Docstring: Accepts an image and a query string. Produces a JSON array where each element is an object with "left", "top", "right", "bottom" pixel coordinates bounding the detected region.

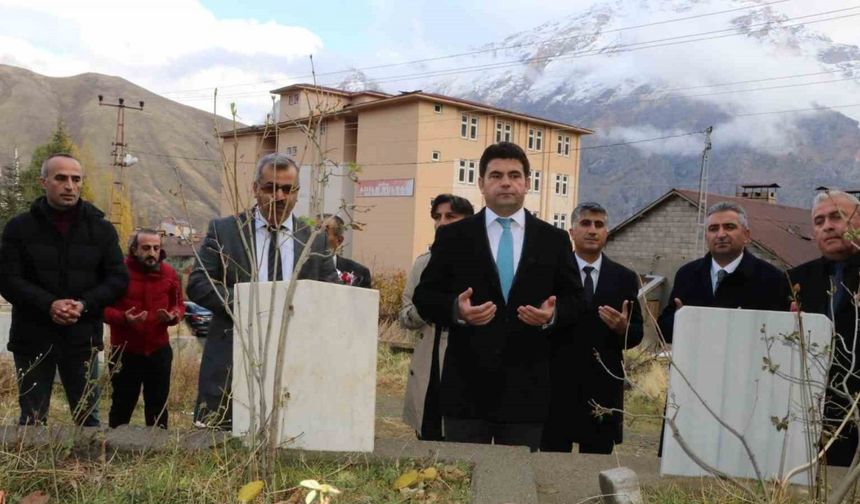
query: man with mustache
[
  {"left": 187, "top": 152, "right": 337, "bottom": 429},
  {"left": 657, "top": 201, "right": 790, "bottom": 343},
  {"left": 542, "top": 202, "right": 643, "bottom": 454},
  {"left": 104, "top": 229, "right": 184, "bottom": 428},
  {"left": 789, "top": 190, "right": 860, "bottom": 466}
]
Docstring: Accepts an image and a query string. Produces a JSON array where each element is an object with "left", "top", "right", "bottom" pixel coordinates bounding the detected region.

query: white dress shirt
[
  {"left": 575, "top": 253, "right": 603, "bottom": 290},
  {"left": 254, "top": 208, "right": 295, "bottom": 282},
  {"left": 710, "top": 252, "right": 743, "bottom": 293},
  {"left": 485, "top": 207, "right": 526, "bottom": 274}
]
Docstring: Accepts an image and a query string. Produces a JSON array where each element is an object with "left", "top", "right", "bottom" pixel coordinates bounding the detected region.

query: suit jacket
[
  {"left": 186, "top": 211, "right": 338, "bottom": 342},
  {"left": 548, "top": 254, "right": 644, "bottom": 445},
  {"left": 335, "top": 255, "right": 372, "bottom": 288},
  {"left": 413, "top": 209, "right": 583, "bottom": 423},
  {"left": 657, "top": 251, "right": 791, "bottom": 343},
  {"left": 789, "top": 253, "right": 860, "bottom": 467}
]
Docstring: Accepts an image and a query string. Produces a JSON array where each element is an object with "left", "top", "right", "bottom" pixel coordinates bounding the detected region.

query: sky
[{"left": 0, "top": 0, "right": 858, "bottom": 127}]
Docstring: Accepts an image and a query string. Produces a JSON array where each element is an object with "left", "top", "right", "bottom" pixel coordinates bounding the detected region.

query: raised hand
[
  {"left": 517, "top": 295, "right": 556, "bottom": 327},
  {"left": 598, "top": 299, "right": 630, "bottom": 335},
  {"left": 124, "top": 307, "right": 148, "bottom": 324},
  {"left": 457, "top": 287, "right": 497, "bottom": 326}
]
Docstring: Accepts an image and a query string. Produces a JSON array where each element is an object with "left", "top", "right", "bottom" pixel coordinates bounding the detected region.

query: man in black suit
[
  {"left": 413, "top": 142, "right": 583, "bottom": 451},
  {"left": 325, "top": 215, "right": 372, "bottom": 288},
  {"left": 657, "top": 201, "right": 791, "bottom": 343},
  {"left": 542, "top": 202, "right": 644, "bottom": 454},
  {"left": 789, "top": 190, "right": 860, "bottom": 467}
]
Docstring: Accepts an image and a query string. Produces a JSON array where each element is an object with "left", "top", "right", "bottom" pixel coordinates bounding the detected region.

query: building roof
[
  {"left": 161, "top": 235, "right": 200, "bottom": 259},
  {"left": 344, "top": 91, "right": 593, "bottom": 135},
  {"left": 269, "top": 83, "right": 392, "bottom": 99},
  {"left": 609, "top": 188, "right": 820, "bottom": 268},
  {"left": 221, "top": 84, "right": 593, "bottom": 138}
]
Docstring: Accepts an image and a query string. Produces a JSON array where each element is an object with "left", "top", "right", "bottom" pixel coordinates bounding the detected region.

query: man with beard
[
  {"left": 187, "top": 152, "right": 337, "bottom": 429},
  {"left": 789, "top": 190, "right": 860, "bottom": 466},
  {"left": 104, "top": 229, "right": 184, "bottom": 428}
]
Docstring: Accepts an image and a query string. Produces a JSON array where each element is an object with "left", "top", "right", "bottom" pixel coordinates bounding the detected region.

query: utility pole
[
  {"left": 98, "top": 95, "right": 143, "bottom": 229},
  {"left": 694, "top": 126, "right": 714, "bottom": 254}
]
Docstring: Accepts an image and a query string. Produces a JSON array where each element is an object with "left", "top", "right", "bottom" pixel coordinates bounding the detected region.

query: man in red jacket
[{"left": 104, "top": 229, "right": 185, "bottom": 428}]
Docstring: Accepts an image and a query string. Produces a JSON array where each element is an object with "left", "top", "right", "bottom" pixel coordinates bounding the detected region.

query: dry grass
[
  {"left": 374, "top": 269, "right": 407, "bottom": 322},
  {"left": 624, "top": 348, "right": 669, "bottom": 433}
]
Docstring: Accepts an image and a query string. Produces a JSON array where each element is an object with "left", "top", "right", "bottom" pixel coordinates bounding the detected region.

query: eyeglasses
[{"left": 258, "top": 183, "right": 299, "bottom": 195}]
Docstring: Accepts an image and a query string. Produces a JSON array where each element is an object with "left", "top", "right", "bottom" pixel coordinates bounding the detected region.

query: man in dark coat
[
  {"left": 658, "top": 201, "right": 791, "bottom": 343},
  {"left": 414, "top": 142, "right": 583, "bottom": 451},
  {"left": 0, "top": 153, "right": 128, "bottom": 426},
  {"left": 325, "top": 215, "right": 372, "bottom": 288},
  {"left": 542, "top": 202, "right": 643, "bottom": 454},
  {"left": 187, "top": 152, "right": 337, "bottom": 429},
  {"left": 789, "top": 190, "right": 860, "bottom": 467}
]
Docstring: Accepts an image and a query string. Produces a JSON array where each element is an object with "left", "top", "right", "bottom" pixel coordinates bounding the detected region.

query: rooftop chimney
[{"left": 737, "top": 183, "right": 780, "bottom": 204}]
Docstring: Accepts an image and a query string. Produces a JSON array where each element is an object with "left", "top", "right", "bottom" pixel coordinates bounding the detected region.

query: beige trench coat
[{"left": 400, "top": 251, "right": 448, "bottom": 433}]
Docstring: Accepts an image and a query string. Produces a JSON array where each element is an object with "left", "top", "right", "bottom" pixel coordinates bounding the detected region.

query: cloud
[{"left": 0, "top": 0, "right": 323, "bottom": 121}]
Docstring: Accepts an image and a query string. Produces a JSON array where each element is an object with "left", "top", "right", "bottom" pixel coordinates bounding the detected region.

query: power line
[
  {"left": 157, "top": 0, "right": 793, "bottom": 97},
  {"left": 126, "top": 100, "right": 860, "bottom": 169},
  {"left": 161, "top": 7, "right": 860, "bottom": 103}
]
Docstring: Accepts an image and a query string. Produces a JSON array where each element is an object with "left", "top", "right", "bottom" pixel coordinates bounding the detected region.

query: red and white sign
[{"left": 357, "top": 178, "right": 415, "bottom": 198}]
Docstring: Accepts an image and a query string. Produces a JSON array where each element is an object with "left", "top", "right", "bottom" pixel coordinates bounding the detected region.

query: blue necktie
[
  {"left": 496, "top": 217, "right": 514, "bottom": 302},
  {"left": 831, "top": 261, "right": 846, "bottom": 318}
]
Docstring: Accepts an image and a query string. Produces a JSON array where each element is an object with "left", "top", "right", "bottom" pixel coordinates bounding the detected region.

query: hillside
[{"left": 0, "top": 64, "right": 238, "bottom": 229}]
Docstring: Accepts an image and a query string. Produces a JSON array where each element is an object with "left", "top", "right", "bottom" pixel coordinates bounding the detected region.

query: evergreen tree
[
  {"left": 21, "top": 119, "right": 97, "bottom": 204},
  {"left": 0, "top": 156, "right": 25, "bottom": 230}
]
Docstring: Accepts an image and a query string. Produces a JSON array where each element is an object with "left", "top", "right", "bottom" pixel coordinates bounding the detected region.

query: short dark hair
[
  {"left": 571, "top": 202, "right": 609, "bottom": 227},
  {"left": 479, "top": 142, "right": 530, "bottom": 178},
  {"left": 430, "top": 194, "right": 475, "bottom": 218}
]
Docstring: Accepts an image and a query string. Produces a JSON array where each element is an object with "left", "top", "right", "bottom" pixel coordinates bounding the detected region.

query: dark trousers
[
  {"left": 418, "top": 327, "right": 444, "bottom": 441},
  {"left": 109, "top": 345, "right": 172, "bottom": 428},
  {"left": 194, "top": 329, "right": 232, "bottom": 429},
  {"left": 444, "top": 417, "right": 543, "bottom": 452},
  {"left": 13, "top": 350, "right": 101, "bottom": 427}
]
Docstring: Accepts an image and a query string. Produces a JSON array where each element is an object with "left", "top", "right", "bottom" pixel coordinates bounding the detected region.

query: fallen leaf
[
  {"left": 394, "top": 469, "right": 420, "bottom": 489},
  {"left": 238, "top": 480, "right": 265, "bottom": 503},
  {"left": 418, "top": 467, "right": 438, "bottom": 481},
  {"left": 21, "top": 491, "right": 49, "bottom": 504}
]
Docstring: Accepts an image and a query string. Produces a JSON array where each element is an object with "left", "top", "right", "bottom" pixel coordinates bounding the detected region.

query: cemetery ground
[{"left": 0, "top": 286, "right": 785, "bottom": 504}]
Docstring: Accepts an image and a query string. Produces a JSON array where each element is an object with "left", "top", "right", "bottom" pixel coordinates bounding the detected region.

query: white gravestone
[
  {"left": 661, "top": 307, "right": 832, "bottom": 485},
  {"left": 232, "top": 280, "right": 379, "bottom": 452},
  {"left": 0, "top": 312, "right": 9, "bottom": 356}
]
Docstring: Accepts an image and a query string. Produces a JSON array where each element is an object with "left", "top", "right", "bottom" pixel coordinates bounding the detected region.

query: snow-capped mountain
[{"left": 426, "top": 0, "right": 860, "bottom": 218}]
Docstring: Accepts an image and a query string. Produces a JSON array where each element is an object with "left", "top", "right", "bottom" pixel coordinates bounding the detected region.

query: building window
[
  {"left": 552, "top": 213, "right": 568, "bottom": 229},
  {"left": 288, "top": 93, "right": 300, "bottom": 105},
  {"left": 433, "top": 103, "right": 443, "bottom": 113},
  {"left": 530, "top": 170, "right": 541, "bottom": 193},
  {"left": 319, "top": 123, "right": 327, "bottom": 136},
  {"left": 286, "top": 146, "right": 298, "bottom": 157},
  {"left": 496, "top": 121, "right": 512, "bottom": 142},
  {"left": 432, "top": 150, "right": 441, "bottom": 161},
  {"left": 527, "top": 128, "right": 543, "bottom": 151},
  {"left": 457, "top": 159, "right": 477, "bottom": 184},
  {"left": 557, "top": 134, "right": 571, "bottom": 156},
  {"left": 461, "top": 114, "right": 478, "bottom": 140},
  {"left": 554, "top": 174, "right": 569, "bottom": 196}
]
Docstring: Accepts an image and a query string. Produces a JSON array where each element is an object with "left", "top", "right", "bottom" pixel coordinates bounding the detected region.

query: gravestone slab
[
  {"left": 661, "top": 307, "right": 831, "bottom": 485},
  {"left": 0, "top": 312, "right": 9, "bottom": 356},
  {"left": 232, "top": 279, "right": 379, "bottom": 452}
]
